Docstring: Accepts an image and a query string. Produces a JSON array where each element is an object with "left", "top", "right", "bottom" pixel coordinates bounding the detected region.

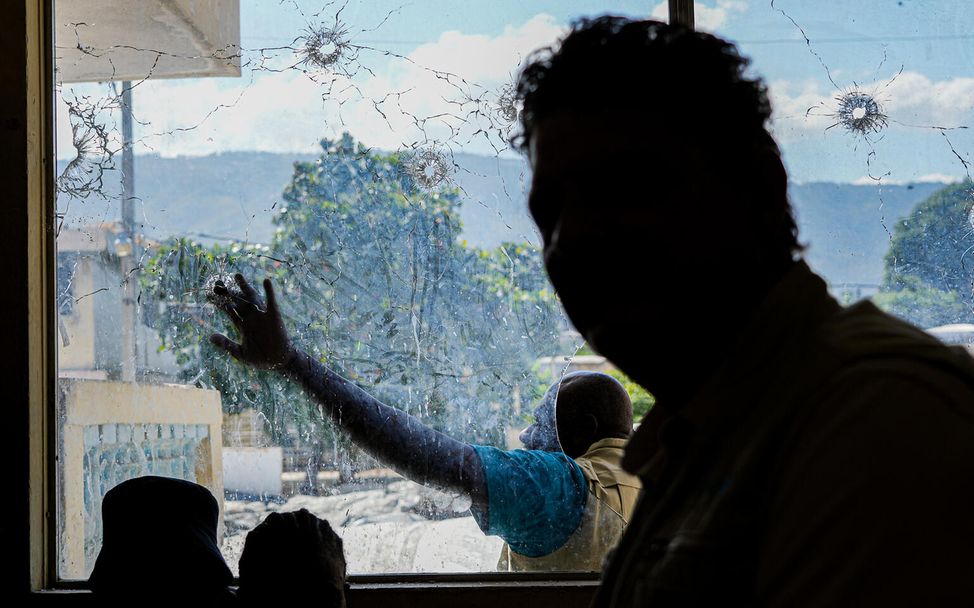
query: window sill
[{"left": 31, "top": 576, "right": 601, "bottom": 607}]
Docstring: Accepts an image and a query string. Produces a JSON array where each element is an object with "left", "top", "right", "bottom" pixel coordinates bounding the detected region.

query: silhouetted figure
[
  {"left": 89, "top": 475, "right": 233, "bottom": 602},
  {"left": 207, "top": 270, "right": 639, "bottom": 570},
  {"left": 237, "top": 509, "right": 347, "bottom": 607},
  {"left": 512, "top": 15, "right": 974, "bottom": 608}
]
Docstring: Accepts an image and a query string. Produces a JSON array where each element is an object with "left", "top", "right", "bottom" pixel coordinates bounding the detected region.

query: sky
[{"left": 55, "top": 0, "right": 974, "bottom": 184}]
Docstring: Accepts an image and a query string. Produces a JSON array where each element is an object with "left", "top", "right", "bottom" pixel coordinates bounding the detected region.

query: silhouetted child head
[
  {"left": 89, "top": 475, "right": 233, "bottom": 601},
  {"left": 237, "top": 508, "right": 347, "bottom": 607}
]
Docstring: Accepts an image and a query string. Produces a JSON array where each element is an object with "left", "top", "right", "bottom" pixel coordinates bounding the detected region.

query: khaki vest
[{"left": 497, "top": 438, "right": 642, "bottom": 572}]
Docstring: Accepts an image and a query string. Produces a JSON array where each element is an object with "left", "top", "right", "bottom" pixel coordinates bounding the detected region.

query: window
[
  {"left": 41, "top": 0, "right": 974, "bottom": 593},
  {"left": 52, "top": 0, "right": 655, "bottom": 582},
  {"left": 726, "top": 1, "right": 974, "bottom": 338}
]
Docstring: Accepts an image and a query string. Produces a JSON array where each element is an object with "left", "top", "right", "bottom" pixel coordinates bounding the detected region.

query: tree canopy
[
  {"left": 876, "top": 181, "right": 974, "bottom": 328},
  {"left": 142, "top": 134, "right": 565, "bottom": 464}
]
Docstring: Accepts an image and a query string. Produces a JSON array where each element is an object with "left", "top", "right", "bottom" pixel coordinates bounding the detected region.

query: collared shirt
[
  {"left": 594, "top": 261, "right": 974, "bottom": 607},
  {"left": 472, "top": 438, "right": 642, "bottom": 571}
]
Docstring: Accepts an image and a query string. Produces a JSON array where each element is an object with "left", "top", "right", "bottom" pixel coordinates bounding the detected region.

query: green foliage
[
  {"left": 574, "top": 343, "right": 597, "bottom": 356},
  {"left": 140, "top": 239, "right": 308, "bottom": 441},
  {"left": 873, "top": 275, "right": 971, "bottom": 329},
  {"left": 605, "top": 368, "right": 655, "bottom": 421},
  {"left": 878, "top": 181, "right": 974, "bottom": 328},
  {"left": 142, "top": 134, "right": 564, "bottom": 455},
  {"left": 883, "top": 181, "right": 974, "bottom": 297}
]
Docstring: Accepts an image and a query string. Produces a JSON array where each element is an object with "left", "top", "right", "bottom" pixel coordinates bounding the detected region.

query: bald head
[{"left": 520, "top": 371, "right": 633, "bottom": 458}]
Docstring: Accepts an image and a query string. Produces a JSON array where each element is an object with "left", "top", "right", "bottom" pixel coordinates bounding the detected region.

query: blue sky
[
  {"left": 726, "top": 0, "right": 974, "bottom": 185},
  {"left": 243, "top": 1, "right": 654, "bottom": 48},
  {"left": 56, "top": 0, "right": 974, "bottom": 185}
]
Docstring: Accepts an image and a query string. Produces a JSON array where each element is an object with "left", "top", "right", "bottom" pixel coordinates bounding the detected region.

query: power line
[
  {"left": 242, "top": 37, "right": 425, "bottom": 45},
  {"left": 736, "top": 33, "right": 974, "bottom": 45}
]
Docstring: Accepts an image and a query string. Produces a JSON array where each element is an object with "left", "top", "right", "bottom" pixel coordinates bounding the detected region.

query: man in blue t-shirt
[
  {"left": 206, "top": 273, "right": 635, "bottom": 566},
  {"left": 469, "top": 372, "right": 639, "bottom": 567}
]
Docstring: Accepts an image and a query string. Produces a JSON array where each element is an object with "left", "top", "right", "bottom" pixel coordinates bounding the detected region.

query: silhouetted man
[
  {"left": 209, "top": 272, "right": 640, "bottom": 570},
  {"left": 513, "top": 15, "right": 974, "bottom": 607},
  {"left": 90, "top": 476, "right": 234, "bottom": 602}
]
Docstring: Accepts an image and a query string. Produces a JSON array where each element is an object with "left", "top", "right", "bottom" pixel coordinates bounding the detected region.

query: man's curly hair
[
  {"left": 515, "top": 16, "right": 771, "bottom": 151},
  {"left": 514, "top": 16, "right": 802, "bottom": 258}
]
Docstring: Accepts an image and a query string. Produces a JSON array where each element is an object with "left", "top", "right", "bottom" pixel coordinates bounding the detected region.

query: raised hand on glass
[
  {"left": 209, "top": 274, "right": 295, "bottom": 370},
  {"left": 206, "top": 272, "right": 486, "bottom": 507}
]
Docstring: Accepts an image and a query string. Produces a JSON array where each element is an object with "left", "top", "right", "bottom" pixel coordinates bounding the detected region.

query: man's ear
[
  {"left": 757, "top": 145, "right": 787, "bottom": 205},
  {"left": 728, "top": 141, "right": 790, "bottom": 267},
  {"left": 583, "top": 413, "right": 599, "bottom": 440}
]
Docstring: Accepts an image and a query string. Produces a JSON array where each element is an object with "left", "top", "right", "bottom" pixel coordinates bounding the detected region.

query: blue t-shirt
[{"left": 470, "top": 445, "right": 588, "bottom": 557}]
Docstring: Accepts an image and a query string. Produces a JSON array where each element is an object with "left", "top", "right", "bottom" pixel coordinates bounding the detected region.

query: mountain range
[{"left": 57, "top": 151, "right": 949, "bottom": 287}]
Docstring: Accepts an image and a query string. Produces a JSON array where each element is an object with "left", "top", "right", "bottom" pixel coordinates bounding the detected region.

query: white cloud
[
  {"left": 345, "top": 13, "right": 565, "bottom": 152},
  {"left": 883, "top": 71, "right": 974, "bottom": 127},
  {"left": 852, "top": 173, "right": 962, "bottom": 186},
  {"left": 917, "top": 172, "right": 963, "bottom": 183},
  {"left": 766, "top": 78, "right": 840, "bottom": 137},
  {"left": 651, "top": 1, "right": 748, "bottom": 32},
  {"left": 56, "top": 14, "right": 566, "bottom": 159},
  {"left": 405, "top": 14, "right": 563, "bottom": 81}
]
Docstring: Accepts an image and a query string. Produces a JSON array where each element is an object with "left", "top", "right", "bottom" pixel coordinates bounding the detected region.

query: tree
[
  {"left": 142, "top": 134, "right": 565, "bottom": 482},
  {"left": 873, "top": 275, "right": 971, "bottom": 329},
  {"left": 876, "top": 181, "right": 974, "bottom": 328},
  {"left": 606, "top": 368, "right": 655, "bottom": 421}
]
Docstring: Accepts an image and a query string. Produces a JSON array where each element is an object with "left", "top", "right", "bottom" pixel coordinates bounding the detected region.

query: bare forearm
[{"left": 280, "top": 349, "right": 485, "bottom": 499}]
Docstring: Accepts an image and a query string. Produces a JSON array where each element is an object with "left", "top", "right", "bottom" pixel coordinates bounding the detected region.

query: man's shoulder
[
  {"left": 817, "top": 299, "right": 974, "bottom": 391},
  {"left": 472, "top": 445, "right": 581, "bottom": 479},
  {"left": 776, "top": 302, "right": 974, "bottom": 468},
  {"left": 825, "top": 297, "right": 946, "bottom": 352},
  {"left": 576, "top": 439, "right": 641, "bottom": 491},
  {"left": 746, "top": 299, "right": 974, "bottom": 474}
]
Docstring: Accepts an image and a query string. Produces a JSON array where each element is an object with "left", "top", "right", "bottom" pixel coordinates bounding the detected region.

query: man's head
[
  {"left": 520, "top": 370, "right": 633, "bottom": 458},
  {"left": 517, "top": 17, "right": 801, "bottom": 400},
  {"left": 238, "top": 509, "right": 347, "bottom": 607}
]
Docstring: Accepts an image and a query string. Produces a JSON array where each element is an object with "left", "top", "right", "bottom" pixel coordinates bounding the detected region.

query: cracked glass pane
[
  {"left": 724, "top": 2, "right": 974, "bottom": 334},
  {"left": 53, "top": 0, "right": 653, "bottom": 579}
]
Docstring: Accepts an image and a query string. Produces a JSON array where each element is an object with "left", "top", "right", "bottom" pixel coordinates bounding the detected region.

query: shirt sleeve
[{"left": 469, "top": 445, "right": 588, "bottom": 557}]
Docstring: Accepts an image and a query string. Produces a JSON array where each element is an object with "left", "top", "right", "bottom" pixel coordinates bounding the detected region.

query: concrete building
[{"left": 57, "top": 223, "right": 181, "bottom": 382}]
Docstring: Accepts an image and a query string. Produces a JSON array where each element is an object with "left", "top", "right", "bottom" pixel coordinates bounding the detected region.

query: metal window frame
[
  {"left": 15, "top": 0, "right": 695, "bottom": 601},
  {"left": 669, "top": 0, "right": 695, "bottom": 28}
]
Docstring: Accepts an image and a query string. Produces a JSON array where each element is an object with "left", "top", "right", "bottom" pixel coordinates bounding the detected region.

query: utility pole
[{"left": 119, "top": 82, "right": 137, "bottom": 382}]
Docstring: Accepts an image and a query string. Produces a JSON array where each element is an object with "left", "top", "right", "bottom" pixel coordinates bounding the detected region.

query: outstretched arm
[
  {"left": 208, "top": 274, "right": 486, "bottom": 504},
  {"left": 280, "top": 349, "right": 486, "bottom": 500}
]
